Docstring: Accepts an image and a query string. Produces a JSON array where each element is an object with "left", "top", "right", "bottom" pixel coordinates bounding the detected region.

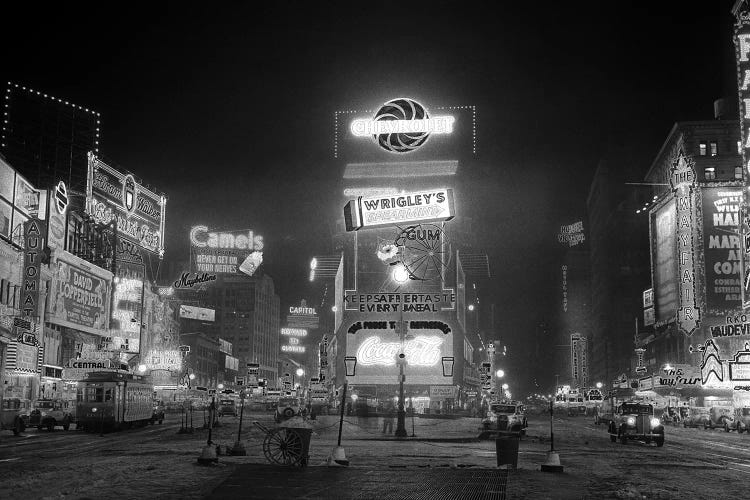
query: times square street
[{"left": 2, "top": 410, "right": 750, "bottom": 499}]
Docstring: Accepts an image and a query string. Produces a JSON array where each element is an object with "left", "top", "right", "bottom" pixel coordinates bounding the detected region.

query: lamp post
[{"left": 394, "top": 305, "right": 408, "bottom": 438}]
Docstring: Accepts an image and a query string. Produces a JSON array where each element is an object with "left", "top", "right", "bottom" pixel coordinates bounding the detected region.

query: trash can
[
  {"left": 290, "top": 427, "right": 312, "bottom": 467},
  {"left": 495, "top": 432, "right": 519, "bottom": 468}
]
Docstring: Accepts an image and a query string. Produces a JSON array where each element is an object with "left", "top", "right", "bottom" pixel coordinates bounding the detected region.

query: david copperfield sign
[
  {"left": 48, "top": 253, "right": 111, "bottom": 336},
  {"left": 86, "top": 153, "right": 166, "bottom": 256}
]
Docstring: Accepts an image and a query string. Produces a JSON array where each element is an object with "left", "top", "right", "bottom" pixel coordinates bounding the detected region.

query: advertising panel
[
  {"left": 47, "top": 252, "right": 111, "bottom": 336},
  {"left": 702, "top": 187, "right": 742, "bottom": 320},
  {"left": 86, "top": 153, "right": 166, "bottom": 256},
  {"left": 335, "top": 98, "right": 475, "bottom": 163},
  {"left": 733, "top": 3, "right": 750, "bottom": 309},
  {"left": 178, "top": 305, "right": 215, "bottom": 322},
  {"left": 345, "top": 319, "right": 453, "bottom": 385},
  {"left": 344, "top": 188, "right": 455, "bottom": 232},
  {"left": 652, "top": 199, "right": 678, "bottom": 324},
  {"left": 110, "top": 261, "right": 144, "bottom": 353},
  {"left": 0, "top": 157, "right": 47, "bottom": 245},
  {"left": 22, "top": 219, "right": 45, "bottom": 318},
  {"left": 189, "top": 225, "right": 263, "bottom": 276}
]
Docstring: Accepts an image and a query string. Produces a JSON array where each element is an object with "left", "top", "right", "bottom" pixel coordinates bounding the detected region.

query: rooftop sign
[{"left": 344, "top": 188, "right": 455, "bottom": 231}]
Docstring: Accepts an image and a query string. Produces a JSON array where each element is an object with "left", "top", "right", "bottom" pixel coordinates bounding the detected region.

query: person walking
[{"left": 382, "top": 404, "right": 395, "bottom": 434}]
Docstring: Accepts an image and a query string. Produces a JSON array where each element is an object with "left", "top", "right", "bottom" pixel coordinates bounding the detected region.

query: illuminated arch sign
[{"left": 350, "top": 98, "right": 455, "bottom": 154}]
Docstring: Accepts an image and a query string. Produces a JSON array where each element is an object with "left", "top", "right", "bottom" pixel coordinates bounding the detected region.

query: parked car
[
  {"left": 682, "top": 407, "right": 710, "bottom": 428},
  {"left": 704, "top": 406, "right": 734, "bottom": 430},
  {"left": 608, "top": 401, "right": 664, "bottom": 446},
  {"left": 28, "top": 399, "right": 72, "bottom": 431},
  {"left": 0, "top": 397, "right": 29, "bottom": 435},
  {"left": 725, "top": 407, "right": 750, "bottom": 433},
  {"left": 481, "top": 401, "right": 528, "bottom": 434},
  {"left": 275, "top": 397, "right": 305, "bottom": 423}
]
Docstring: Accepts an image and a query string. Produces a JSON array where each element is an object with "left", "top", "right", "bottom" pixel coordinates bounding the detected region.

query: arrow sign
[{"left": 677, "top": 306, "right": 700, "bottom": 336}]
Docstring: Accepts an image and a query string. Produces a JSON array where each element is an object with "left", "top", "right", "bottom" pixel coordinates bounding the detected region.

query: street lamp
[
  {"left": 495, "top": 369, "right": 505, "bottom": 379},
  {"left": 596, "top": 382, "right": 603, "bottom": 389}
]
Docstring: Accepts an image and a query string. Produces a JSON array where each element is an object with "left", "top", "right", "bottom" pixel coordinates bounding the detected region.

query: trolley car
[{"left": 76, "top": 371, "right": 154, "bottom": 432}]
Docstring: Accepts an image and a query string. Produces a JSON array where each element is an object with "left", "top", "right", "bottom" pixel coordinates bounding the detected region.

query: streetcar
[{"left": 76, "top": 371, "right": 155, "bottom": 432}]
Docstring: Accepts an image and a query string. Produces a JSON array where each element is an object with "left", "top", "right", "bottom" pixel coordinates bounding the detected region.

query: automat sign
[{"left": 344, "top": 188, "right": 455, "bottom": 231}]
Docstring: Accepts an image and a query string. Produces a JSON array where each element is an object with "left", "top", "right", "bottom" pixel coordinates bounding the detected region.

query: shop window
[
  {"left": 704, "top": 167, "right": 716, "bottom": 180},
  {"left": 699, "top": 142, "right": 707, "bottom": 156},
  {"left": 736, "top": 166, "right": 744, "bottom": 180},
  {"left": 710, "top": 142, "right": 718, "bottom": 156}
]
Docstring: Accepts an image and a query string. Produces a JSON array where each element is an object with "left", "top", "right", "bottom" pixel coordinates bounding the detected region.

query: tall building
[
  {"left": 586, "top": 150, "right": 651, "bottom": 387},
  {"left": 643, "top": 102, "right": 742, "bottom": 405},
  {"left": 204, "top": 274, "right": 280, "bottom": 388},
  {"left": 2, "top": 83, "right": 100, "bottom": 195}
]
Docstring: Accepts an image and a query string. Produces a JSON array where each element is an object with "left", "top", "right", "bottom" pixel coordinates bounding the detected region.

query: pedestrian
[{"left": 382, "top": 404, "right": 395, "bottom": 434}]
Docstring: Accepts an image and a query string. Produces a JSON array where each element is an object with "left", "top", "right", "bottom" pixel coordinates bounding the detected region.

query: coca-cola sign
[
  {"left": 357, "top": 335, "right": 443, "bottom": 367},
  {"left": 345, "top": 319, "right": 454, "bottom": 385}
]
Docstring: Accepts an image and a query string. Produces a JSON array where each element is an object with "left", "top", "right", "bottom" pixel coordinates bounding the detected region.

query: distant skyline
[{"left": 1, "top": 1, "right": 742, "bottom": 390}]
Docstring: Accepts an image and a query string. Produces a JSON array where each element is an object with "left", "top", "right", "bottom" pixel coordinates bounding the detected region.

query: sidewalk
[{"left": 205, "top": 464, "right": 511, "bottom": 500}]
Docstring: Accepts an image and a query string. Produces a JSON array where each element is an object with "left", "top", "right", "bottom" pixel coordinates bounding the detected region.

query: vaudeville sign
[{"left": 344, "top": 188, "right": 455, "bottom": 231}]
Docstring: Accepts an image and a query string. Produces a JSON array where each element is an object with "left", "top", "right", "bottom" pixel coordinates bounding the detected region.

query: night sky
[{"left": 1, "top": 1, "right": 740, "bottom": 389}]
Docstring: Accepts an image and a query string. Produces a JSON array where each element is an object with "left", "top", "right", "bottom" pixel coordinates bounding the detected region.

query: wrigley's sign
[{"left": 344, "top": 188, "right": 455, "bottom": 231}]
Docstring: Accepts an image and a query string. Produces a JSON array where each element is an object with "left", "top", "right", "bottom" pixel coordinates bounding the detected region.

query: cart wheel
[{"left": 262, "top": 428, "right": 305, "bottom": 466}]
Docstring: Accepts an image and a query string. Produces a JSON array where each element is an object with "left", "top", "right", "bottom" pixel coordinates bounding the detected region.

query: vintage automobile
[
  {"left": 725, "top": 407, "right": 750, "bottom": 433},
  {"left": 274, "top": 397, "right": 305, "bottom": 423},
  {"left": 481, "top": 401, "right": 528, "bottom": 434},
  {"left": 218, "top": 399, "right": 238, "bottom": 417},
  {"left": 682, "top": 407, "right": 710, "bottom": 428},
  {"left": 0, "top": 397, "right": 29, "bottom": 435},
  {"left": 28, "top": 399, "right": 73, "bottom": 431},
  {"left": 608, "top": 402, "right": 664, "bottom": 446},
  {"left": 704, "top": 406, "right": 734, "bottom": 430},
  {"left": 567, "top": 397, "right": 587, "bottom": 417}
]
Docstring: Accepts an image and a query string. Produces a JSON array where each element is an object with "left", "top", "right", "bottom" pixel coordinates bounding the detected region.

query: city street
[{"left": 2, "top": 410, "right": 749, "bottom": 499}]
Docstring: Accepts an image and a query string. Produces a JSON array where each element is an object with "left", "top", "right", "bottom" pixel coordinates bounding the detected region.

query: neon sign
[
  {"left": 669, "top": 151, "right": 700, "bottom": 336},
  {"left": 344, "top": 188, "right": 455, "bottom": 232},
  {"left": 349, "top": 98, "right": 454, "bottom": 154},
  {"left": 190, "top": 226, "right": 263, "bottom": 250},
  {"left": 356, "top": 335, "right": 443, "bottom": 367},
  {"left": 281, "top": 345, "right": 306, "bottom": 353},
  {"left": 281, "top": 328, "right": 308, "bottom": 337}
]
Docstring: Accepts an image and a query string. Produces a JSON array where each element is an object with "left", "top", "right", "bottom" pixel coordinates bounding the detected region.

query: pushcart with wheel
[{"left": 253, "top": 421, "right": 311, "bottom": 466}]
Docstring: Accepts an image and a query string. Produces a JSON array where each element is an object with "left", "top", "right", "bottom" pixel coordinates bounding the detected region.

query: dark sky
[{"left": 1, "top": 1, "right": 740, "bottom": 387}]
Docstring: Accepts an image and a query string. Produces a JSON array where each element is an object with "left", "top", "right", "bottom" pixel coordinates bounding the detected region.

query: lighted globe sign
[{"left": 350, "top": 98, "right": 455, "bottom": 154}]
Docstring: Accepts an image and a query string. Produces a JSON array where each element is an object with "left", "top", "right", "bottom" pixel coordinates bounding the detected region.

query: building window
[
  {"left": 704, "top": 167, "right": 716, "bottom": 180},
  {"left": 699, "top": 142, "right": 707, "bottom": 156},
  {"left": 736, "top": 166, "right": 744, "bottom": 180},
  {"left": 739, "top": 140, "right": 743, "bottom": 155},
  {"left": 710, "top": 141, "right": 718, "bottom": 156}
]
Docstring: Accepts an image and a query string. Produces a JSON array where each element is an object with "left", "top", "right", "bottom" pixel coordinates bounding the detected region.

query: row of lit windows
[
  {"left": 698, "top": 141, "right": 718, "bottom": 157},
  {"left": 703, "top": 166, "right": 743, "bottom": 180}
]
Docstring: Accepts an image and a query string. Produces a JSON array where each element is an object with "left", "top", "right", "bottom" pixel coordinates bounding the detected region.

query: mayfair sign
[{"left": 344, "top": 188, "right": 455, "bottom": 231}]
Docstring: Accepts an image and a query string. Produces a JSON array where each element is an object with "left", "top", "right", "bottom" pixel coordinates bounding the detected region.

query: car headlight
[
  {"left": 650, "top": 418, "right": 661, "bottom": 428},
  {"left": 626, "top": 417, "right": 636, "bottom": 426}
]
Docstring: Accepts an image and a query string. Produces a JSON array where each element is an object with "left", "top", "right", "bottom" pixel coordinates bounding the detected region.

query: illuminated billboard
[
  {"left": 179, "top": 305, "right": 215, "bottom": 322},
  {"left": 344, "top": 188, "right": 455, "bottom": 231},
  {"left": 86, "top": 154, "right": 166, "bottom": 256},
  {"left": 110, "top": 261, "right": 145, "bottom": 353},
  {"left": 336, "top": 98, "right": 475, "bottom": 162},
  {"left": 47, "top": 252, "right": 112, "bottom": 336},
  {"left": 345, "top": 319, "right": 453, "bottom": 385},
  {"left": 651, "top": 199, "right": 678, "bottom": 325},
  {"left": 701, "top": 187, "right": 742, "bottom": 320},
  {"left": 189, "top": 225, "right": 263, "bottom": 275}
]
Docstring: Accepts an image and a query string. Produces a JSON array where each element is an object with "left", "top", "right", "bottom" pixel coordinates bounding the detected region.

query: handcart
[{"left": 253, "top": 421, "right": 311, "bottom": 466}]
